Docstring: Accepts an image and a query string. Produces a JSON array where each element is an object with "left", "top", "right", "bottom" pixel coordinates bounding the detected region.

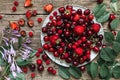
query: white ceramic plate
[{"left": 41, "top": 5, "right": 104, "bottom": 67}]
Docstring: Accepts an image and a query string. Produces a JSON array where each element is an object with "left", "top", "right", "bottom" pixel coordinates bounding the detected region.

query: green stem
[{"left": 0, "top": 64, "right": 10, "bottom": 79}]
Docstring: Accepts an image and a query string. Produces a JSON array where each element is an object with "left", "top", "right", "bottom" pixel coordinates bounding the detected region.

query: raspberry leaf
[
  {"left": 99, "top": 64, "right": 109, "bottom": 79},
  {"left": 97, "top": 12, "right": 110, "bottom": 23},
  {"left": 113, "top": 41, "right": 120, "bottom": 53},
  {"left": 110, "top": 18, "right": 120, "bottom": 30},
  {"left": 104, "top": 32, "right": 114, "bottom": 43},
  {"left": 69, "top": 66, "right": 82, "bottom": 79},
  {"left": 100, "top": 47, "right": 117, "bottom": 62},
  {"left": 58, "top": 66, "right": 70, "bottom": 79},
  {"left": 112, "top": 65, "right": 120, "bottom": 78}
]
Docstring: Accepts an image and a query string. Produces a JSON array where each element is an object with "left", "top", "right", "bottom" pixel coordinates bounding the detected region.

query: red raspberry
[
  {"left": 31, "top": 73, "right": 35, "bottom": 78},
  {"left": 37, "top": 18, "right": 42, "bottom": 23},
  {"left": 14, "top": 1, "right": 19, "bottom": 6},
  {"left": 12, "top": 6, "right": 17, "bottom": 12},
  {"left": 28, "top": 31, "right": 34, "bottom": 37}
]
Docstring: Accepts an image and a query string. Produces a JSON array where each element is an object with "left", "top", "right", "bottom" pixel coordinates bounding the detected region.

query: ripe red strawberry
[
  {"left": 74, "top": 25, "right": 85, "bottom": 35},
  {"left": 92, "top": 23, "right": 100, "bottom": 33},
  {"left": 44, "top": 4, "right": 53, "bottom": 13},
  {"left": 13, "top": 1, "right": 19, "bottom": 6},
  {"left": 12, "top": 6, "right": 17, "bottom": 12},
  {"left": 24, "top": 0, "right": 33, "bottom": 7},
  {"left": 50, "top": 35, "right": 60, "bottom": 45},
  {"left": 26, "top": 10, "right": 32, "bottom": 19},
  {"left": 75, "top": 47, "right": 83, "bottom": 56},
  {"left": 31, "top": 73, "right": 35, "bottom": 78},
  {"left": 73, "top": 14, "right": 80, "bottom": 21},
  {"left": 29, "top": 31, "right": 34, "bottom": 37}
]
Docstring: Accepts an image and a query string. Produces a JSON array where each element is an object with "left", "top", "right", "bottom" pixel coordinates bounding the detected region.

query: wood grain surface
[{"left": 0, "top": 0, "right": 120, "bottom": 80}]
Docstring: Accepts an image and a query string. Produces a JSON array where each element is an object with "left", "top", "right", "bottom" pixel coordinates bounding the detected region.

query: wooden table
[{"left": 0, "top": 0, "right": 119, "bottom": 80}]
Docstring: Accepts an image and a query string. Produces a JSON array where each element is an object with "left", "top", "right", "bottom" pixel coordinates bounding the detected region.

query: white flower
[
  {"left": 10, "top": 38, "right": 18, "bottom": 44},
  {"left": 8, "top": 55, "right": 12, "bottom": 63},
  {"left": 16, "top": 65, "right": 22, "bottom": 73},
  {"left": 12, "top": 71, "right": 17, "bottom": 78},
  {"left": 10, "top": 62, "right": 16, "bottom": 71},
  {"left": 0, "top": 51, "right": 5, "bottom": 60},
  {"left": 9, "top": 44, "right": 16, "bottom": 56}
]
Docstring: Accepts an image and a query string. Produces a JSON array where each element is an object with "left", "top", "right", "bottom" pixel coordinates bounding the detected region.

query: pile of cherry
[{"left": 42, "top": 5, "right": 103, "bottom": 66}]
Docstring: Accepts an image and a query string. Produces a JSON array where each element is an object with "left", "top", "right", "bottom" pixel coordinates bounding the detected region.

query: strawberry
[
  {"left": 75, "top": 47, "right": 83, "bottom": 56},
  {"left": 50, "top": 35, "right": 60, "bottom": 45},
  {"left": 9, "top": 21, "right": 20, "bottom": 30},
  {"left": 24, "top": 0, "right": 33, "bottom": 7},
  {"left": 92, "top": 23, "right": 100, "bottom": 33},
  {"left": 73, "top": 14, "right": 80, "bottom": 21},
  {"left": 26, "top": 10, "right": 32, "bottom": 19},
  {"left": 44, "top": 3, "right": 53, "bottom": 13},
  {"left": 74, "top": 25, "right": 85, "bottom": 35}
]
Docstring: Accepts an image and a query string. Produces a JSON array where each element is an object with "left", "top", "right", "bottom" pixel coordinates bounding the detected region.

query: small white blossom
[
  {"left": 12, "top": 71, "right": 17, "bottom": 78},
  {"left": 9, "top": 44, "right": 16, "bottom": 56},
  {"left": 16, "top": 65, "right": 22, "bottom": 73},
  {"left": 8, "top": 55, "right": 12, "bottom": 63},
  {"left": 10, "top": 62, "right": 16, "bottom": 71}
]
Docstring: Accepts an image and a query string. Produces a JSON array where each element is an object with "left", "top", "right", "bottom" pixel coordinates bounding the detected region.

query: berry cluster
[{"left": 42, "top": 5, "right": 103, "bottom": 66}]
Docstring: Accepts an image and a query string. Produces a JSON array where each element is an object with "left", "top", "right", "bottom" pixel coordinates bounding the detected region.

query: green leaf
[
  {"left": 18, "top": 37, "right": 22, "bottom": 49},
  {"left": 111, "top": 0, "right": 118, "bottom": 2},
  {"left": 30, "top": 50, "right": 37, "bottom": 58},
  {"left": 110, "top": 18, "right": 120, "bottom": 30},
  {"left": 116, "top": 31, "right": 120, "bottom": 43},
  {"left": 0, "top": 58, "right": 7, "bottom": 66},
  {"left": 95, "top": 5, "right": 106, "bottom": 18},
  {"left": 110, "top": 2, "right": 120, "bottom": 14},
  {"left": 9, "top": 73, "right": 26, "bottom": 80},
  {"left": 113, "top": 41, "right": 120, "bottom": 53},
  {"left": 16, "top": 58, "right": 32, "bottom": 66},
  {"left": 104, "top": 32, "right": 114, "bottom": 43},
  {"left": 89, "top": 62, "right": 98, "bottom": 78},
  {"left": 58, "top": 66, "right": 70, "bottom": 79},
  {"left": 100, "top": 47, "right": 117, "bottom": 61},
  {"left": 97, "top": 12, "right": 110, "bottom": 23},
  {"left": 112, "top": 65, "right": 120, "bottom": 78},
  {"left": 99, "top": 64, "right": 109, "bottom": 79},
  {"left": 93, "top": 4, "right": 105, "bottom": 15},
  {"left": 69, "top": 66, "right": 82, "bottom": 79},
  {"left": 97, "top": 57, "right": 105, "bottom": 66}
]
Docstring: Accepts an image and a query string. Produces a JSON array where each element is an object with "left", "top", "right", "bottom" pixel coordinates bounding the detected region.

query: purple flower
[
  {"left": 8, "top": 55, "right": 12, "bottom": 63},
  {"left": 16, "top": 65, "right": 22, "bottom": 73},
  {"left": 10, "top": 62, "right": 16, "bottom": 71},
  {"left": 9, "top": 44, "right": 16, "bottom": 56},
  {"left": 12, "top": 71, "right": 17, "bottom": 78}
]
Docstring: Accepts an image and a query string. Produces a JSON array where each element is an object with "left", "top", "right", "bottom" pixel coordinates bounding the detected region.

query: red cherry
[
  {"left": 64, "top": 52, "right": 69, "bottom": 59},
  {"left": 37, "top": 65, "right": 44, "bottom": 72},
  {"left": 81, "top": 36, "right": 87, "bottom": 42},
  {"left": 75, "top": 47, "right": 83, "bottom": 56},
  {"left": 37, "top": 48, "right": 43, "bottom": 53},
  {"left": 112, "top": 31, "right": 117, "bottom": 36},
  {"left": 0, "top": 15, "right": 2, "bottom": 20},
  {"left": 44, "top": 36, "right": 49, "bottom": 42},
  {"left": 53, "top": 51, "right": 59, "bottom": 57},
  {"left": 92, "top": 23, "right": 100, "bottom": 33},
  {"left": 37, "top": 18, "right": 42, "bottom": 23},
  {"left": 88, "top": 14, "right": 94, "bottom": 20},
  {"left": 12, "top": 6, "right": 17, "bottom": 12},
  {"left": 45, "top": 59, "right": 51, "bottom": 65},
  {"left": 93, "top": 46, "right": 100, "bottom": 53},
  {"left": 21, "top": 66, "right": 28, "bottom": 73},
  {"left": 52, "top": 70, "right": 57, "bottom": 75},
  {"left": 31, "top": 73, "right": 35, "bottom": 78},
  {"left": 58, "top": 7, "right": 65, "bottom": 13},
  {"left": 43, "top": 43, "right": 49, "bottom": 50},
  {"left": 29, "top": 31, "right": 34, "bottom": 37},
  {"left": 32, "top": 10, "right": 37, "bottom": 16},
  {"left": 74, "top": 25, "right": 85, "bottom": 35},
  {"left": 84, "top": 9, "right": 90, "bottom": 15},
  {"left": 80, "top": 66, "right": 86, "bottom": 71},
  {"left": 79, "top": 57, "right": 84, "bottom": 64},
  {"left": 47, "top": 67, "right": 53, "bottom": 72},
  {"left": 49, "top": 15, "right": 53, "bottom": 20},
  {"left": 53, "top": 11, "right": 57, "bottom": 16},
  {"left": 35, "top": 52, "right": 40, "bottom": 57},
  {"left": 102, "top": 45, "right": 106, "bottom": 48},
  {"left": 109, "top": 14, "right": 116, "bottom": 21},
  {"left": 36, "top": 59, "right": 42, "bottom": 65},
  {"left": 42, "top": 54, "right": 48, "bottom": 61},
  {"left": 97, "top": 0, "right": 103, "bottom": 4},
  {"left": 14, "top": 1, "right": 19, "bottom": 6}
]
